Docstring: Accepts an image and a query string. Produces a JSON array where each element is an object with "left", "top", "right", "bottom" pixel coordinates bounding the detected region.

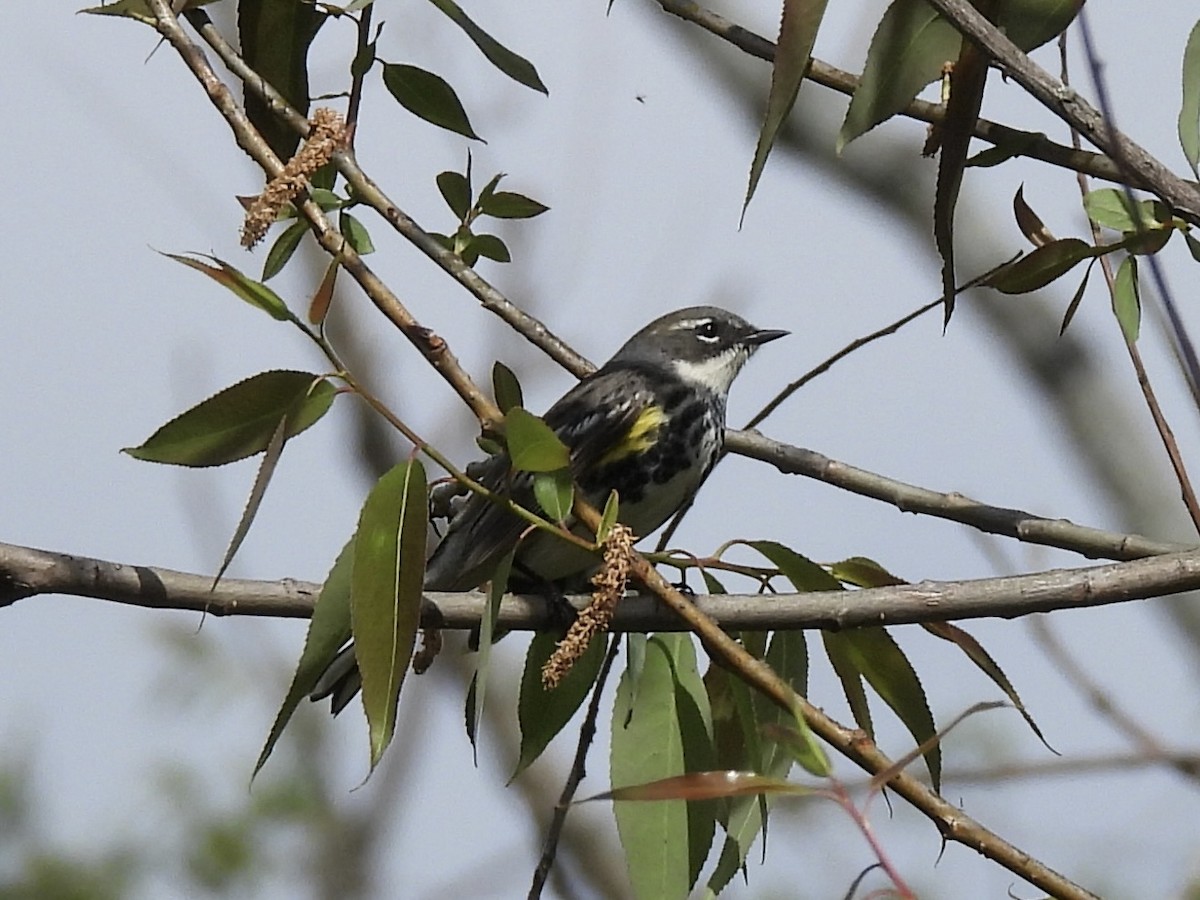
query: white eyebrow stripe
[{"left": 673, "top": 317, "right": 714, "bottom": 331}]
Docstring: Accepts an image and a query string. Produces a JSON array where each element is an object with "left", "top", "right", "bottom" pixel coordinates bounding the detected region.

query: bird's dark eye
[{"left": 695, "top": 319, "right": 720, "bottom": 342}]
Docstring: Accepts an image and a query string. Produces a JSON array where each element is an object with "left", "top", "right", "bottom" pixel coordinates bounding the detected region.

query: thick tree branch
[{"left": 7, "top": 538, "right": 1200, "bottom": 630}]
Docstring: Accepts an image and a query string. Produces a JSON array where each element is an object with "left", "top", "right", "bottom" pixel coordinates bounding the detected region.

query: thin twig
[
  {"left": 1058, "top": 34, "right": 1200, "bottom": 536},
  {"left": 1030, "top": 618, "right": 1200, "bottom": 783},
  {"left": 529, "top": 635, "right": 622, "bottom": 899}
]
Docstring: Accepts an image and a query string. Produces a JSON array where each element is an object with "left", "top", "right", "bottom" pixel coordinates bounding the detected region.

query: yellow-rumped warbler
[{"left": 313, "top": 306, "right": 786, "bottom": 711}]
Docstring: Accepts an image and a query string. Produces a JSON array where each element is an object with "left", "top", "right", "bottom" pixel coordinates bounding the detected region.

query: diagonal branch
[
  {"left": 148, "top": 1, "right": 503, "bottom": 430},
  {"left": 726, "top": 431, "right": 1192, "bottom": 561},
  {"left": 922, "top": 0, "right": 1200, "bottom": 222},
  {"left": 654, "top": 0, "right": 1140, "bottom": 191}
]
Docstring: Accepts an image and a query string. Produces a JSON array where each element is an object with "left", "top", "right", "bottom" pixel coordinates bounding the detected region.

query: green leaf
[
  {"left": 478, "top": 190, "right": 550, "bottom": 219},
  {"left": 513, "top": 632, "right": 606, "bottom": 779},
  {"left": 923, "top": 621, "right": 1054, "bottom": 752},
  {"left": 611, "top": 637, "right": 695, "bottom": 900},
  {"left": 965, "top": 129, "right": 1045, "bottom": 168},
  {"left": 825, "top": 628, "right": 940, "bottom": 790},
  {"left": 504, "top": 407, "right": 570, "bottom": 472},
  {"left": 1113, "top": 255, "right": 1141, "bottom": 343},
  {"left": 981, "top": 238, "right": 1099, "bottom": 294},
  {"left": 436, "top": 170, "right": 473, "bottom": 220},
  {"left": 660, "top": 635, "right": 716, "bottom": 890},
  {"left": 743, "top": 0, "right": 830, "bottom": 221},
  {"left": 470, "top": 550, "right": 513, "bottom": 758},
  {"left": 596, "top": 491, "right": 620, "bottom": 543},
  {"left": 124, "top": 371, "right": 336, "bottom": 467},
  {"left": 1059, "top": 262, "right": 1094, "bottom": 335},
  {"left": 1013, "top": 184, "right": 1056, "bottom": 247},
  {"left": 822, "top": 631, "right": 874, "bottom": 737},
  {"left": 839, "top": 0, "right": 961, "bottom": 151},
  {"left": 469, "top": 233, "right": 511, "bottom": 263},
  {"left": 238, "top": 0, "right": 324, "bottom": 160},
  {"left": 747, "top": 540, "right": 842, "bottom": 592},
  {"left": 1083, "top": 188, "right": 1142, "bottom": 232},
  {"left": 1186, "top": 230, "right": 1200, "bottom": 263},
  {"left": 163, "top": 252, "right": 295, "bottom": 322},
  {"left": 350, "top": 460, "right": 428, "bottom": 769},
  {"left": 262, "top": 220, "right": 309, "bottom": 281},
  {"left": 338, "top": 211, "right": 375, "bottom": 255},
  {"left": 80, "top": 0, "right": 218, "bottom": 25},
  {"left": 491, "top": 361, "right": 524, "bottom": 413},
  {"left": 381, "top": 63, "right": 481, "bottom": 140},
  {"left": 996, "top": 0, "right": 1081, "bottom": 52},
  {"left": 829, "top": 556, "right": 905, "bottom": 588},
  {"left": 424, "top": 0, "right": 548, "bottom": 94},
  {"left": 255, "top": 540, "right": 354, "bottom": 778},
  {"left": 212, "top": 416, "right": 288, "bottom": 589},
  {"left": 1181, "top": 19, "right": 1200, "bottom": 178},
  {"left": 532, "top": 469, "right": 574, "bottom": 523}
]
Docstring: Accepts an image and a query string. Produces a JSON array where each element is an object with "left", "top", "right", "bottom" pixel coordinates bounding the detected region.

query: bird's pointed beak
[{"left": 743, "top": 327, "right": 789, "bottom": 347}]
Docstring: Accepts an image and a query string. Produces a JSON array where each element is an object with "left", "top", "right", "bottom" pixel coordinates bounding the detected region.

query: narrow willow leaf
[
  {"left": 1181, "top": 19, "right": 1200, "bottom": 178},
  {"left": 997, "top": 0, "right": 1081, "bottom": 51},
  {"left": 478, "top": 190, "right": 549, "bottom": 219},
  {"left": 822, "top": 632, "right": 874, "bottom": 737},
  {"left": 743, "top": 0, "right": 830, "bottom": 220},
  {"left": 436, "top": 170, "right": 473, "bottom": 220},
  {"left": 611, "top": 637, "right": 692, "bottom": 900},
  {"left": 1113, "top": 255, "right": 1141, "bottom": 343},
  {"left": 982, "top": 238, "right": 1099, "bottom": 294},
  {"left": 255, "top": 540, "right": 354, "bottom": 778},
  {"left": 470, "top": 551, "right": 513, "bottom": 760},
  {"left": 1186, "top": 231, "right": 1200, "bottom": 263},
  {"left": 747, "top": 540, "right": 842, "bottom": 592},
  {"left": 339, "top": 211, "right": 375, "bottom": 255},
  {"left": 162, "top": 252, "right": 295, "bottom": 322},
  {"left": 124, "top": 372, "right": 336, "bottom": 467},
  {"left": 381, "top": 63, "right": 481, "bottom": 140},
  {"left": 351, "top": 460, "right": 429, "bottom": 769},
  {"left": 239, "top": 0, "right": 323, "bottom": 160},
  {"left": 491, "top": 361, "right": 524, "bottom": 413},
  {"left": 262, "top": 220, "right": 309, "bottom": 281},
  {"left": 828, "top": 628, "right": 940, "bottom": 789},
  {"left": 935, "top": 27, "right": 991, "bottom": 323},
  {"left": 513, "top": 632, "right": 606, "bottom": 779},
  {"left": 596, "top": 490, "right": 620, "bottom": 543},
  {"left": 469, "top": 233, "right": 511, "bottom": 263},
  {"left": 838, "top": 0, "right": 961, "bottom": 151},
  {"left": 308, "top": 257, "right": 339, "bottom": 325},
  {"left": 922, "top": 621, "right": 1054, "bottom": 752},
  {"left": 505, "top": 407, "right": 570, "bottom": 472},
  {"left": 212, "top": 416, "right": 289, "bottom": 589},
  {"left": 965, "top": 129, "right": 1044, "bottom": 168},
  {"left": 80, "top": 0, "right": 218, "bottom": 24},
  {"left": 661, "top": 635, "right": 716, "bottom": 890},
  {"left": 1059, "top": 262, "right": 1094, "bottom": 335},
  {"left": 829, "top": 556, "right": 905, "bottom": 588},
  {"left": 425, "top": 0, "right": 548, "bottom": 93},
  {"left": 1013, "top": 184, "right": 1056, "bottom": 247},
  {"left": 532, "top": 469, "right": 574, "bottom": 523}
]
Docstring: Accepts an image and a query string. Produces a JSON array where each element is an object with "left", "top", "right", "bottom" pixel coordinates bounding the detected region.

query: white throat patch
[{"left": 672, "top": 346, "right": 748, "bottom": 393}]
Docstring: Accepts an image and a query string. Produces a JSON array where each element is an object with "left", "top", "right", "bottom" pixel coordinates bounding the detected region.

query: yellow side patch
[{"left": 598, "top": 405, "right": 667, "bottom": 465}]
